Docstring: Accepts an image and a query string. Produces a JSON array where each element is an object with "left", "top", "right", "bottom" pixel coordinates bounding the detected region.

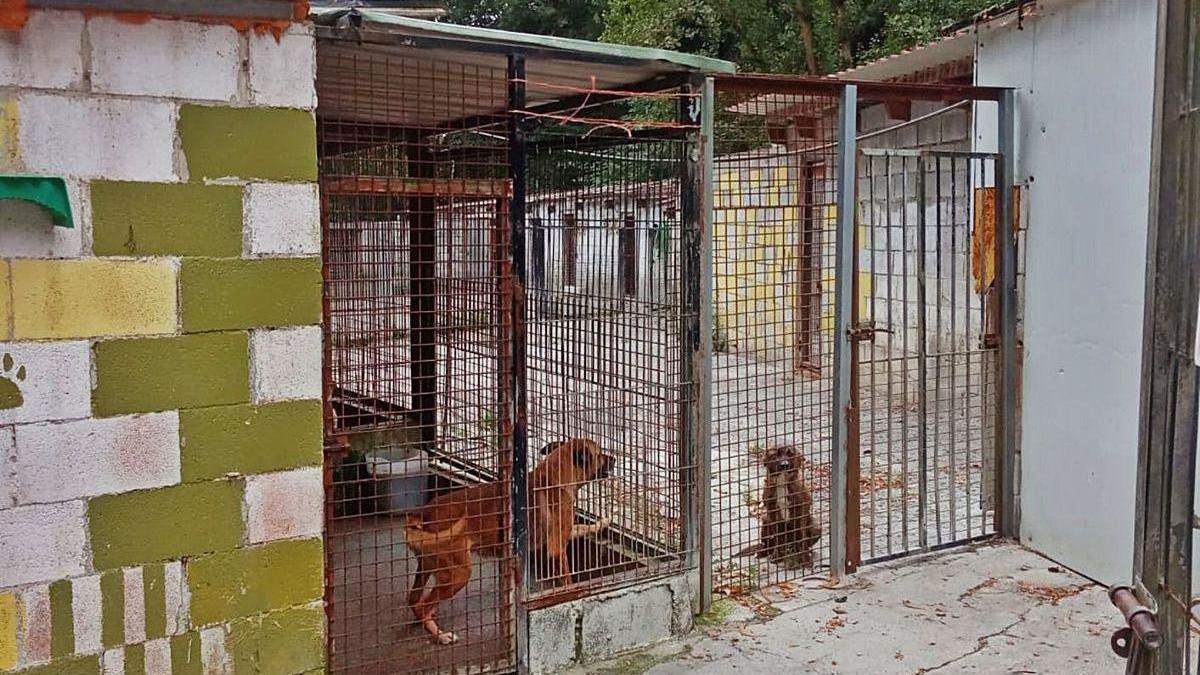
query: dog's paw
[
  {"left": 436, "top": 631, "right": 459, "bottom": 645},
  {"left": 596, "top": 517, "right": 611, "bottom": 531}
]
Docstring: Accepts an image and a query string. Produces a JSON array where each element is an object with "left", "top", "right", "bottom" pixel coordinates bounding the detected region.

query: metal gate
[
  {"left": 706, "top": 74, "right": 1018, "bottom": 595},
  {"left": 855, "top": 148, "right": 1004, "bottom": 562}
]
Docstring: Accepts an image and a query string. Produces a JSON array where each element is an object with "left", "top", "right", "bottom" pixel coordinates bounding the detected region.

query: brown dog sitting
[
  {"left": 404, "top": 438, "right": 615, "bottom": 644},
  {"left": 744, "top": 444, "right": 820, "bottom": 568}
]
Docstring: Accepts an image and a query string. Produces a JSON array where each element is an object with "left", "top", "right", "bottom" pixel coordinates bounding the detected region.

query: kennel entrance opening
[{"left": 706, "top": 74, "right": 1018, "bottom": 596}]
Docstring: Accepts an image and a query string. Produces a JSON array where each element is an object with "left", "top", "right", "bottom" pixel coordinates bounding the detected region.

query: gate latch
[
  {"left": 848, "top": 321, "right": 894, "bottom": 343},
  {"left": 1109, "top": 585, "right": 1161, "bottom": 658}
]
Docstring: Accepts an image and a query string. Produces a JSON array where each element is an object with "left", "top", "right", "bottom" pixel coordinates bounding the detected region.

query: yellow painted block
[
  {"left": 859, "top": 271, "right": 873, "bottom": 317},
  {"left": 821, "top": 309, "right": 834, "bottom": 332},
  {"left": 12, "top": 259, "right": 177, "bottom": 339},
  {"left": 0, "top": 98, "right": 20, "bottom": 172},
  {"left": 749, "top": 170, "right": 762, "bottom": 187},
  {"left": 0, "top": 261, "right": 10, "bottom": 340},
  {"left": 782, "top": 207, "right": 799, "bottom": 225},
  {"left": 0, "top": 592, "right": 18, "bottom": 670},
  {"left": 773, "top": 166, "right": 789, "bottom": 185}
]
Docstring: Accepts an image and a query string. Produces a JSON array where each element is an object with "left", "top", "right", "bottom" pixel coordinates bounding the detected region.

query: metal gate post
[
  {"left": 507, "top": 53, "right": 532, "bottom": 675},
  {"left": 995, "top": 88, "right": 1019, "bottom": 538},
  {"left": 679, "top": 74, "right": 714, "bottom": 612},
  {"left": 1124, "top": 0, "right": 1199, "bottom": 672},
  {"left": 831, "top": 83, "right": 858, "bottom": 580}
]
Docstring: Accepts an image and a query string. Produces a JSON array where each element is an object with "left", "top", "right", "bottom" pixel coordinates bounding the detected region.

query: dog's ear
[{"left": 540, "top": 440, "right": 565, "bottom": 456}]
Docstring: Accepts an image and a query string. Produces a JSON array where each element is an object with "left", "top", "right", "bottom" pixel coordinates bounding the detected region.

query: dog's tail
[{"left": 404, "top": 514, "right": 468, "bottom": 554}]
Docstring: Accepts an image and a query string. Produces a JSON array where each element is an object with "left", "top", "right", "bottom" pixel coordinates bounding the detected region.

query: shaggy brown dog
[{"left": 404, "top": 438, "right": 615, "bottom": 644}]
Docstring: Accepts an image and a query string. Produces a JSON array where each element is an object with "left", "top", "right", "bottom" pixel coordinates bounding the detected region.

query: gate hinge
[{"left": 848, "top": 321, "right": 894, "bottom": 342}]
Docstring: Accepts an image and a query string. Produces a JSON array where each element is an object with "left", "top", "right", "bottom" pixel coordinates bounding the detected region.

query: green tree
[{"left": 445, "top": 0, "right": 607, "bottom": 39}]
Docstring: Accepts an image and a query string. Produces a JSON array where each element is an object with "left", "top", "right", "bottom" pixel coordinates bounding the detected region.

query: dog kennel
[
  {"left": 313, "top": 9, "right": 730, "bottom": 673},
  {"left": 313, "top": 9, "right": 1019, "bottom": 674}
]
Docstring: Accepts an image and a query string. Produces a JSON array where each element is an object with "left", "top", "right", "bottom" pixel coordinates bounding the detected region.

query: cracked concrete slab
[{"left": 564, "top": 542, "right": 1121, "bottom": 674}]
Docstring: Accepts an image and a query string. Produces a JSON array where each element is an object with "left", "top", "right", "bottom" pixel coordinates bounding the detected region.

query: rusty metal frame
[{"left": 1125, "top": 0, "right": 1200, "bottom": 671}]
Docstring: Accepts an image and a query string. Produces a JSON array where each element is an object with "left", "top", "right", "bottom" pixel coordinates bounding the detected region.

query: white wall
[{"left": 974, "top": 0, "right": 1158, "bottom": 584}]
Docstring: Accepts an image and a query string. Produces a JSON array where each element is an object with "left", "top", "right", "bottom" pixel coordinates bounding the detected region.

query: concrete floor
[{"left": 567, "top": 542, "right": 1123, "bottom": 674}]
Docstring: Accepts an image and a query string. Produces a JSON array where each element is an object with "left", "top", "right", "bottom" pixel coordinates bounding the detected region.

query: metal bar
[
  {"left": 507, "top": 53, "right": 532, "bottom": 675},
  {"left": 711, "top": 73, "right": 1006, "bottom": 102},
  {"left": 916, "top": 153, "right": 930, "bottom": 551},
  {"left": 933, "top": 155, "right": 944, "bottom": 545},
  {"left": 995, "top": 88, "right": 1019, "bottom": 538},
  {"left": 408, "top": 132, "right": 438, "bottom": 450},
  {"left": 697, "top": 75, "right": 716, "bottom": 611},
  {"left": 322, "top": 176, "right": 512, "bottom": 197},
  {"left": 1127, "top": 0, "right": 1199, "bottom": 671},
  {"left": 31, "top": 0, "right": 298, "bottom": 19},
  {"left": 831, "top": 83, "right": 858, "bottom": 579}
]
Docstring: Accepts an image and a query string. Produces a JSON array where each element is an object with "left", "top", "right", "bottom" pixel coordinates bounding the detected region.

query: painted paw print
[{"left": 0, "top": 353, "right": 27, "bottom": 411}]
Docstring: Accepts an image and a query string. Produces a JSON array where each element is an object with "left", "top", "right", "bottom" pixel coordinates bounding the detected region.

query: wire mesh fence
[
  {"left": 318, "top": 44, "right": 515, "bottom": 674},
  {"left": 524, "top": 131, "right": 695, "bottom": 597},
  {"left": 709, "top": 87, "right": 842, "bottom": 591}
]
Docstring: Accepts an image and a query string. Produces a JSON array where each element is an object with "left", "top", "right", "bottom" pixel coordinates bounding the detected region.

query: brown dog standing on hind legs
[
  {"left": 737, "top": 444, "right": 820, "bottom": 567},
  {"left": 404, "top": 438, "right": 615, "bottom": 644}
]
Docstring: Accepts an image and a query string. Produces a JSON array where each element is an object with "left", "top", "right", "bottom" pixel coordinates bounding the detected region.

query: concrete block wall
[{"left": 0, "top": 10, "right": 323, "bottom": 675}]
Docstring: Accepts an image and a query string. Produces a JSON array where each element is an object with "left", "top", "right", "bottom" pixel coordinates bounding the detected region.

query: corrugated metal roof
[
  {"left": 832, "top": 0, "right": 1067, "bottom": 82},
  {"left": 311, "top": 9, "right": 736, "bottom": 75}
]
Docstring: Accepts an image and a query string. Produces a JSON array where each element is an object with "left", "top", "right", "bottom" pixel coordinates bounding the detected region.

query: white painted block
[
  {"left": 244, "top": 467, "right": 323, "bottom": 544},
  {"left": 0, "top": 427, "right": 11, "bottom": 509},
  {"left": 245, "top": 183, "right": 320, "bottom": 257},
  {"left": 164, "top": 560, "right": 184, "bottom": 636},
  {"left": 0, "top": 10, "right": 85, "bottom": 90},
  {"left": 0, "top": 178, "right": 87, "bottom": 258},
  {"left": 123, "top": 566, "right": 145, "bottom": 644},
  {"left": 89, "top": 16, "right": 239, "bottom": 102},
  {"left": 17, "top": 585, "right": 50, "bottom": 667},
  {"left": 248, "top": 26, "right": 316, "bottom": 109},
  {"left": 13, "top": 412, "right": 180, "bottom": 504},
  {"left": 0, "top": 341, "right": 90, "bottom": 425},
  {"left": 19, "top": 93, "right": 175, "bottom": 181},
  {"left": 102, "top": 647, "right": 125, "bottom": 675},
  {"left": 72, "top": 574, "right": 103, "bottom": 655},
  {"left": 250, "top": 326, "right": 322, "bottom": 403},
  {"left": 144, "top": 637, "right": 172, "bottom": 674},
  {"left": 0, "top": 501, "right": 86, "bottom": 587},
  {"left": 200, "top": 626, "right": 230, "bottom": 675}
]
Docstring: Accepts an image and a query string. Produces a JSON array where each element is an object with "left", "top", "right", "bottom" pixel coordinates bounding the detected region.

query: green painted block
[
  {"left": 180, "top": 401, "right": 322, "bottom": 482},
  {"left": 49, "top": 579, "right": 74, "bottom": 660},
  {"left": 123, "top": 642, "right": 145, "bottom": 675},
  {"left": 179, "top": 258, "right": 321, "bottom": 332},
  {"left": 91, "top": 182, "right": 244, "bottom": 257},
  {"left": 169, "top": 629, "right": 201, "bottom": 672},
  {"left": 92, "top": 332, "right": 250, "bottom": 416},
  {"left": 13, "top": 656, "right": 101, "bottom": 675},
  {"left": 178, "top": 106, "right": 317, "bottom": 182},
  {"left": 100, "top": 571, "right": 124, "bottom": 648},
  {"left": 170, "top": 632, "right": 204, "bottom": 675},
  {"left": 143, "top": 564, "right": 167, "bottom": 641},
  {"left": 228, "top": 605, "right": 324, "bottom": 675},
  {"left": 89, "top": 480, "right": 245, "bottom": 570},
  {"left": 187, "top": 538, "right": 323, "bottom": 627}
]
